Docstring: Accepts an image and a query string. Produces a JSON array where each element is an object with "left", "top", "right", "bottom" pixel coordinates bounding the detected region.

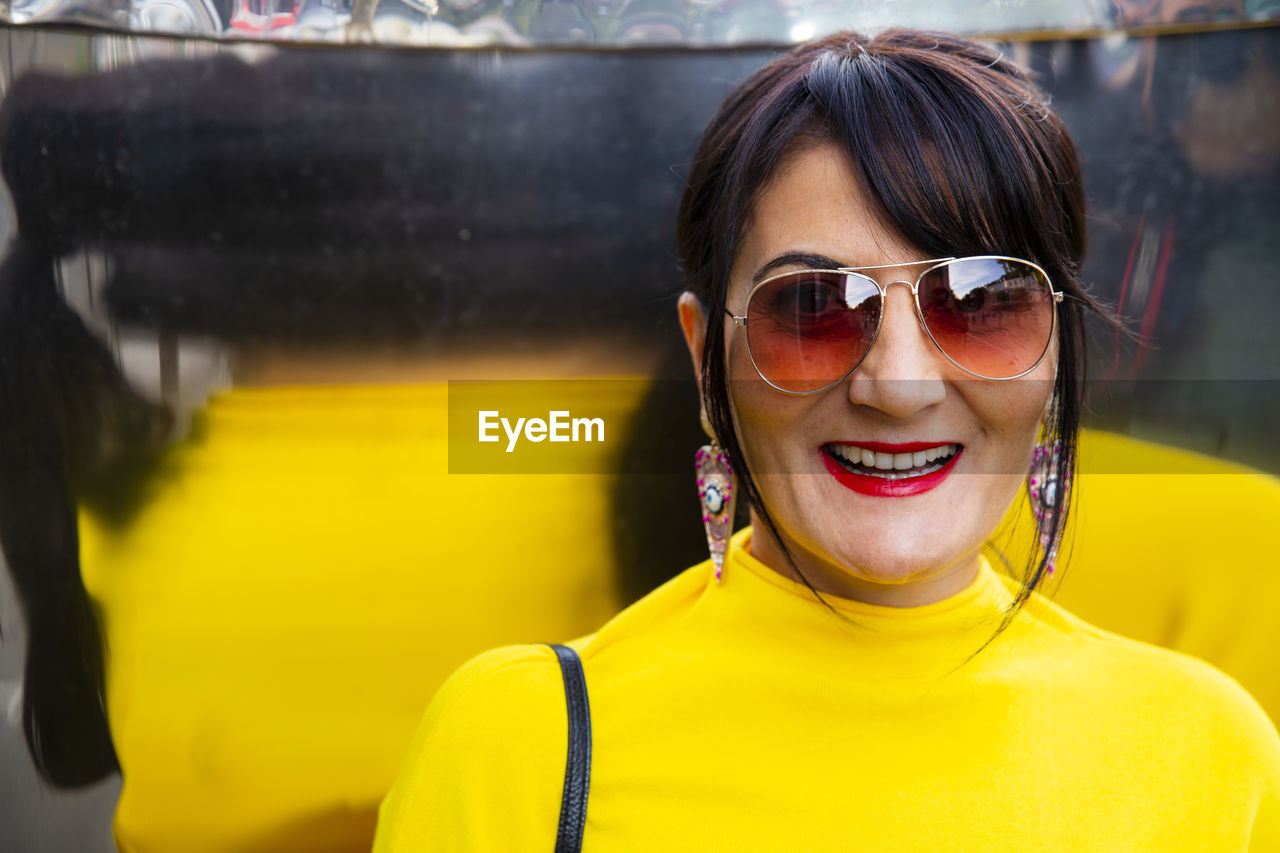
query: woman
[{"left": 375, "top": 30, "right": 1280, "bottom": 849}]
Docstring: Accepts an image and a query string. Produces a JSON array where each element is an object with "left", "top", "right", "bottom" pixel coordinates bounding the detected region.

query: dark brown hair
[{"left": 677, "top": 29, "right": 1109, "bottom": 613}]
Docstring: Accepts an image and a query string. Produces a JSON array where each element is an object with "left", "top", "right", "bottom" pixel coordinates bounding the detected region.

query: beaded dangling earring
[
  {"left": 1027, "top": 434, "right": 1070, "bottom": 576},
  {"left": 696, "top": 409, "right": 737, "bottom": 583}
]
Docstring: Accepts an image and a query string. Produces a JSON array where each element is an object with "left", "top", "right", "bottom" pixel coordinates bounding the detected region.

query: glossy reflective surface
[{"left": 4, "top": 0, "right": 1279, "bottom": 47}]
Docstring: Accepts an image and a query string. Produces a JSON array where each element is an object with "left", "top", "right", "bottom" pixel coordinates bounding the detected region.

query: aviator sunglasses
[{"left": 728, "top": 255, "right": 1063, "bottom": 394}]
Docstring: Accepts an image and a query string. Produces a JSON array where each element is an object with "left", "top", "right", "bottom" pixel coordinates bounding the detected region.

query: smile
[{"left": 820, "top": 441, "right": 962, "bottom": 497}]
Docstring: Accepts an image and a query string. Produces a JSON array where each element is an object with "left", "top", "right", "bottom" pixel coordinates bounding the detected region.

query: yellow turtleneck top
[{"left": 375, "top": 528, "right": 1280, "bottom": 851}]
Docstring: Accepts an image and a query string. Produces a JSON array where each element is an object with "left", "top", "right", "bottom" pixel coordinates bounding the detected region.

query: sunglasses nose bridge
[
  {"left": 862, "top": 279, "right": 943, "bottom": 369},
  {"left": 880, "top": 278, "right": 917, "bottom": 292},
  {"left": 879, "top": 278, "right": 923, "bottom": 320}
]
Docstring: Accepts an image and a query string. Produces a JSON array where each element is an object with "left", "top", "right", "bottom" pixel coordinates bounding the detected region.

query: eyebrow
[{"left": 752, "top": 251, "right": 846, "bottom": 283}]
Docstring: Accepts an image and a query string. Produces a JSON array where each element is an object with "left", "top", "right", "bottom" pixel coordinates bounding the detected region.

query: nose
[{"left": 846, "top": 281, "right": 948, "bottom": 417}]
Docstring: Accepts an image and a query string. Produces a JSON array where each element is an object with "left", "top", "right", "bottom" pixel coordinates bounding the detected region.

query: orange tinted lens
[
  {"left": 745, "top": 271, "right": 880, "bottom": 392},
  {"left": 917, "top": 258, "right": 1054, "bottom": 378}
]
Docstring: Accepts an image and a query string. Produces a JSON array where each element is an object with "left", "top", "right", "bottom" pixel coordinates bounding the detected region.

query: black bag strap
[{"left": 550, "top": 643, "right": 592, "bottom": 853}]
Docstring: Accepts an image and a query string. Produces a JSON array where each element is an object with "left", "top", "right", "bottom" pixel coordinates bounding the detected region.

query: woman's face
[{"left": 683, "top": 141, "right": 1055, "bottom": 606}]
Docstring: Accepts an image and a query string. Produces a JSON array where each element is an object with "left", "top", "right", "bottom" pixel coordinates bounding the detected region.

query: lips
[{"left": 820, "top": 441, "right": 962, "bottom": 497}]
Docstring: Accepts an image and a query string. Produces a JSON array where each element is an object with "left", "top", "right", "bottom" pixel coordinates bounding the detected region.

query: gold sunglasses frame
[{"left": 727, "top": 255, "right": 1064, "bottom": 395}]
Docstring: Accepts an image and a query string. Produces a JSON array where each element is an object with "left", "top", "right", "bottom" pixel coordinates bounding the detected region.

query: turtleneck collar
[{"left": 685, "top": 527, "right": 1027, "bottom": 682}]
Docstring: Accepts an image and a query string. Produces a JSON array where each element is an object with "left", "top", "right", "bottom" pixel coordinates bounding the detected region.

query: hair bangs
[{"left": 802, "top": 41, "right": 1074, "bottom": 279}]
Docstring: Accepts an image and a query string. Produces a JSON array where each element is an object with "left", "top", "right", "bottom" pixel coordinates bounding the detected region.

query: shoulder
[
  {"left": 374, "top": 644, "right": 573, "bottom": 852},
  {"left": 1022, "top": 591, "right": 1280, "bottom": 758},
  {"left": 374, "top": 564, "right": 712, "bottom": 850},
  {"left": 388, "top": 641, "right": 574, "bottom": 772},
  {"left": 578, "top": 559, "right": 713, "bottom": 660},
  {"left": 424, "top": 642, "right": 569, "bottom": 701}
]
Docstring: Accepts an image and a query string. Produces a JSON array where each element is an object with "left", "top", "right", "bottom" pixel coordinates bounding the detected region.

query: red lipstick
[{"left": 820, "top": 443, "right": 961, "bottom": 497}]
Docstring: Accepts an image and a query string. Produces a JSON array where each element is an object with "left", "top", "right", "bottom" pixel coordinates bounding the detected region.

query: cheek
[
  {"left": 728, "top": 385, "right": 791, "bottom": 474},
  {"left": 723, "top": 331, "right": 808, "bottom": 474},
  {"left": 976, "top": 374, "right": 1055, "bottom": 469}
]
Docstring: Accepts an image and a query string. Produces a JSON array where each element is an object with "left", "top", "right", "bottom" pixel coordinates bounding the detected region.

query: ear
[{"left": 677, "top": 291, "right": 707, "bottom": 385}]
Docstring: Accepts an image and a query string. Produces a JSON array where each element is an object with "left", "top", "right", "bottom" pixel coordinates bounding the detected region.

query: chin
[
  {"left": 754, "top": 474, "right": 994, "bottom": 595},
  {"left": 801, "top": 518, "right": 984, "bottom": 583},
  {"left": 828, "top": 545, "right": 962, "bottom": 585}
]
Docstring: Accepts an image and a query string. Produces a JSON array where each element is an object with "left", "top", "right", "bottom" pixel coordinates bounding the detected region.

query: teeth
[{"left": 828, "top": 443, "right": 958, "bottom": 475}]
